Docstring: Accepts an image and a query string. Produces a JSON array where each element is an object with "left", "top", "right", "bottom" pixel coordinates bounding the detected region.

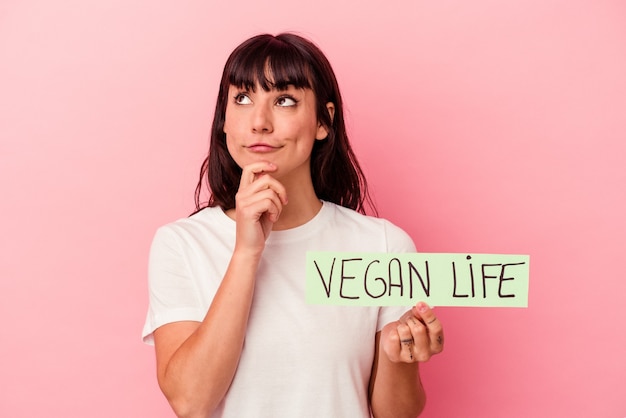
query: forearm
[
  {"left": 157, "top": 251, "right": 260, "bottom": 417},
  {"left": 370, "top": 335, "right": 426, "bottom": 418}
]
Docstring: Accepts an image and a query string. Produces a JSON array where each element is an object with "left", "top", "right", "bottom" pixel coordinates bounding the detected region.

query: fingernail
[{"left": 418, "top": 302, "right": 430, "bottom": 313}]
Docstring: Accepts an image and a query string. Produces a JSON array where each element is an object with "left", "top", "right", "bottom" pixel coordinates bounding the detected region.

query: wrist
[{"left": 231, "top": 245, "right": 264, "bottom": 266}]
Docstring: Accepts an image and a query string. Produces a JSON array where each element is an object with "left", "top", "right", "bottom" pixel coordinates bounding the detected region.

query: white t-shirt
[{"left": 142, "top": 201, "right": 416, "bottom": 417}]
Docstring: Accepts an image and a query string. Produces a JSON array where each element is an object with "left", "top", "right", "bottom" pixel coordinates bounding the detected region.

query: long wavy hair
[{"left": 194, "top": 33, "right": 375, "bottom": 215}]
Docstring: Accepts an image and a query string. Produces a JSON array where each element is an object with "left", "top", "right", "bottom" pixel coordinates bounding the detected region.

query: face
[{"left": 223, "top": 83, "right": 331, "bottom": 183}]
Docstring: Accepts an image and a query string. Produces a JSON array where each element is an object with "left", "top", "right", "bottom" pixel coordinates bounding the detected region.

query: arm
[
  {"left": 153, "top": 250, "right": 260, "bottom": 417},
  {"left": 369, "top": 302, "right": 444, "bottom": 418},
  {"left": 153, "top": 162, "right": 286, "bottom": 418}
]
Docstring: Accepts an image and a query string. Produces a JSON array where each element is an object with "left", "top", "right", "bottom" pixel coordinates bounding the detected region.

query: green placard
[{"left": 306, "top": 252, "right": 529, "bottom": 307}]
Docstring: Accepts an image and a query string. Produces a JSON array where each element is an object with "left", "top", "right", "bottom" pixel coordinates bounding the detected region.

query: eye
[
  {"left": 234, "top": 93, "right": 252, "bottom": 105},
  {"left": 276, "top": 95, "right": 298, "bottom": 107}
]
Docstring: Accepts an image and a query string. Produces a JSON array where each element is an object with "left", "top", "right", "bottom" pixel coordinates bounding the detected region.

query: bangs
[{"left": 227, "top": 37, "right": 313, "bottom": 91}]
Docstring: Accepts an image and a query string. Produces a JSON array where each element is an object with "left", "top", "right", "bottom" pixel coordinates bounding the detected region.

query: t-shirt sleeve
[
  {"left": 141, "top": 226, "right": 206, "bottom": 345},
  {"left": 376, "top": 219, "right": 418, "bottom": 331}
]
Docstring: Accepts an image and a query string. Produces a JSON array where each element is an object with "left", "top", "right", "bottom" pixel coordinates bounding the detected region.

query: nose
[{"left": 251, "top": 103, "right": 273, "bottom": 133}]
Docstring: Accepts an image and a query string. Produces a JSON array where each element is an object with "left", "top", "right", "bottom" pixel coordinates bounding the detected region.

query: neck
[{"left": 271, "top": 179, "right": 322, "bottom": 230}]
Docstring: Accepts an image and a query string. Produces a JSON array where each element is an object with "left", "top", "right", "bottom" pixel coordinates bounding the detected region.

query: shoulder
[
  {"left": 151, "top": 206, "right": 233, "bottom": 250},
  {"left": 323, "top": 202, "right": 416, "bottom": 253}
]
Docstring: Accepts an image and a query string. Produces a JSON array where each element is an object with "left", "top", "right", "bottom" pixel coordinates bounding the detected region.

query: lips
[{"left": 246, "top": 143, "right": 281, "bottom": 153}]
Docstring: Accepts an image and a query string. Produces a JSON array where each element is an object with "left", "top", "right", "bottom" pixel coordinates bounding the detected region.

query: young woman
[{"left": 142, "top": 33, "right": 444, "bottom": 418}]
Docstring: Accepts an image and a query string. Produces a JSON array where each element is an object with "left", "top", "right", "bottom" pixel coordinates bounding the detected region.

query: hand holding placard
[{"left": 306, "top": 252, "right": 530, "bottom": 307}]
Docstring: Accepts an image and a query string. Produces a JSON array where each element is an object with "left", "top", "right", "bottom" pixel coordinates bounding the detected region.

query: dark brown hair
[{"left": 194, "top": 33, "right": 375, "bottom": 214}]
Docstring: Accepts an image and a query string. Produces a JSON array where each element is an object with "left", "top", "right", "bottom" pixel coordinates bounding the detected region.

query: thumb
[{"left": 412, "top": 301, "right": 435, "bottom": 324}]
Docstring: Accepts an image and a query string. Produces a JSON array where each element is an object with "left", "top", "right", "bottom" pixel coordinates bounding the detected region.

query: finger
[
  {"left": 257, "top": 191, "right": 283, "bottom": 223},
  {"left": 413, "top": 302, "right": 444, "bottom": 353},
  {"left": 250, "top": 174, "right": 288, "bottom": 206},
  {"left": 237, "top": 179, "right": 287, "bottom": 216},
  {"left": 238, "top": 169, "right": 288, "bottom": 207},
  {"left": 405, "top": 316, "right": 431, "bottom": 361},
  {"left": 237, "top": 189, "right": 283, "bottom": 223},
  {"left": 396, "top": 323, "right": 416, "bottom": 362},
  {"left": 239, "top": 162, "right": 278, "bottom": 187}
]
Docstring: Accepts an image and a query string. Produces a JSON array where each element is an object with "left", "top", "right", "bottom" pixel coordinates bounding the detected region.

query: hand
[
  {"left": 233, "top": 161, "right": 288, "bottom": 255},
  {"left": 380, "top": 302, "right": 444, "bottom": 363}
]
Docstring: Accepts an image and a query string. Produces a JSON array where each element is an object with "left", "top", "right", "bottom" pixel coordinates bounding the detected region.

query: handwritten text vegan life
[{"left": 305, "top": 252, "right": 529, "bottom": 307}]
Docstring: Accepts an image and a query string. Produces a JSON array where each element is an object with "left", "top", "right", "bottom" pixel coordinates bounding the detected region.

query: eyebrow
[{"left": 232, "top": 83, "right": 304, "bottom": 93}]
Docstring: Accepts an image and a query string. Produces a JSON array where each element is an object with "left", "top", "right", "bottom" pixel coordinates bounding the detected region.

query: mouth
[{"left": 246, "top": 143, "right": 282, "bottom": 153}]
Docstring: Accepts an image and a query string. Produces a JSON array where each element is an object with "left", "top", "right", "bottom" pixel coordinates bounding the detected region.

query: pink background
[{"left": 1, "top": 0, "right": 625, "bottom": 417}]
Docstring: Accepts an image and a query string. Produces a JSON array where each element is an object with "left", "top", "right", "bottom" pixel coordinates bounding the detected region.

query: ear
[{"left": 315, "top": 102, "right": 335, "bottom": 140}]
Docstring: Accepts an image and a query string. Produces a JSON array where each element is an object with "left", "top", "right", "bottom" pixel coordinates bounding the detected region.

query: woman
[{"left": 142, "top": 33, "right": 443, "bottom": 418}]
